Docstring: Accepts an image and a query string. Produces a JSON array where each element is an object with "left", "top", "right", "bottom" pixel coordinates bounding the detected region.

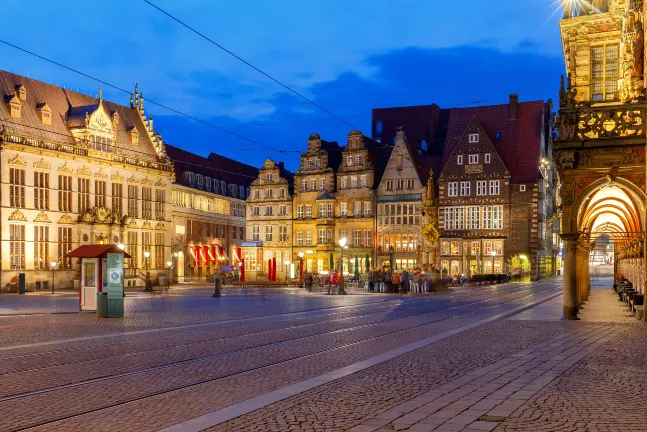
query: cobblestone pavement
[
  {"left": 0, "top": 281, "right": 564, "bottom": 431},
  {"left": 205, "top": 285, "right": 647, "bottom": 432}
]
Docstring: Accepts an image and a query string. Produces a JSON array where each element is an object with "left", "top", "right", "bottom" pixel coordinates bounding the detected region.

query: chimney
[{"left": 509, "top": 94, "right": 519, "bottom": 120}]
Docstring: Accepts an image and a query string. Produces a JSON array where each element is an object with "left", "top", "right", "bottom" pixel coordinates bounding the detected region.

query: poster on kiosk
[{"left": 107, "top": 253, "right": 124, "bottom": 318}]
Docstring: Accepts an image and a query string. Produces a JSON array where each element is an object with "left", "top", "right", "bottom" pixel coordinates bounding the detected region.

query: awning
[
  {"left": 66, "top": 244, "right": 132, "bottom": 259},
  {"left": 207, "top": 247, "right": 215, "bottom": 265},
  {"left": 220, "top": 247, "right": 229, "bottom": 261}
]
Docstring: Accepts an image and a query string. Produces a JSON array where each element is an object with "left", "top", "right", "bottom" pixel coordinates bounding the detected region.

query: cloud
[{"left": 155, "top": 45, "right": 565, "bottom": 171}]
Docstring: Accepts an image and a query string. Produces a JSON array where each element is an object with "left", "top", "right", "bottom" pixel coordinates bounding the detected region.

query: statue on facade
[{"left": 421, "top": 169, "right": 440, "bottom": 271}]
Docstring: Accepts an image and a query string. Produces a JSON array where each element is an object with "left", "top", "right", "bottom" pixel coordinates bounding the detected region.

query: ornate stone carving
[
  {"left": 155, "top": 221, "right": 166, "bottom": 230},
  {"left": 8, "top": 209, "right": 27, "bottom": 221},
  {"left": 464, "top": 164, "right": 483, "bottom": 174},
  {"left": 112, "top": 172, "right": 124, "bottom": 182},
  {"left": 555, "top": 150, "right": 576, "bottom": 170},
  {"left": 59, "top": 214, "right": 73, "bottom": 224},
  {"left": 579, "top": 147, "right": 643, "bottom": 167},
  {"left": 77, "top": 165, "right": 91, "bottom": 176},
  {"left": 556, "top": 105, "right": 645, "bottom": 140},
  {"left": 58, "top": 163, "right": 74, "bottom": 174},
  {"left": 127, "top": 175, "right": 139, "bottom": 183},
  {"left": 142, "top": 220, "right": 153, "bottom": 230},
  {"left": 141, "top": 177, "right": 153, "bottom": 186},
  {"left": 562, "top": 183, "right": 575, "bottom": 206},
  {"left": 8, "top": 155, "right": 26, "bottom": 166},
  {"left": 78, "top": 207, "right": 122, "bottom": 225},
  {"left": 127, "top": 218, "right": 138, "bottom": 228},
  {"left": 94, "top": 169, "right": 107, "bottom": 179},
  {"left": 33, "top": 211, "right": 51, "bottom": 223},
  {"left": 155, "top": 179, "right": 165, "bottom": 187},
  {"left": 33, "top": 158, "right": 50, "bottom": 170}
]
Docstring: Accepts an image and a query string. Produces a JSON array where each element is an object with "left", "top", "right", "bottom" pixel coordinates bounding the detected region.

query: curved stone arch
[
  {"left": 570, "top": 176, "right": 646, "bottom": 234},
  {"left": 582, "top": 201, "right": 640, "bottom": 234},
  {"left": 580, "top": 197, "right": 642, "bottom": 231}
]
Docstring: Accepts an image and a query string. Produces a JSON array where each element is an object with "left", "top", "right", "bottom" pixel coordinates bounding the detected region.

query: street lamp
[
  {"left": 49, "top": 261, "right": 57, "bottom": 294},
  {"left": 298, "top": 251, "right": 304, "bottom": 288},
  {"left": 117, "top": 243, "right": 125, "bottom": 250},
  {"left": 143, "top": 251, "right": 152, "bottom": 292},
  {"left": 490, "top": 251, "right": 496, "bottom": 275},
  {"left": 339, "top": 237, "right": 347, "bottom": 295},
  {"left": 284, "top": 259, "right": 290, "bottom": 281},
  {"left": 167, "top": 260, "right": 173, "bottom": 286}
]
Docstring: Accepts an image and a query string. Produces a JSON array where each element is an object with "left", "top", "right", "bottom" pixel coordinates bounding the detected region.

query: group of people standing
[{"left": 367, "top": 269, "right": 431, "bottom": 293}]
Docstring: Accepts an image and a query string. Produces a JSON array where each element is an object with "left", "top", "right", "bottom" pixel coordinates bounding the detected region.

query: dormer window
[
  {"left": 307, "top": 161, "right": 313, "bottom": 170},
  {"left": 185, "top": 172, "right": 195, "bottom": 185},
  {"left": 220, "top": 181, "right": 226, "bottom": 192},
  {"left": 6, "top": 94, "right": 21, "bottom": 118},
  {"left": 229, "top": 184, "right": 236, "bottom": 197},
  {"left": 356, "top": 155, "right": 363, "bottom": 166},
  {"left": 469, "top": 133, "right": 479, "bottom": 143},
  {"left": 266, "top": 173, "right": 274, "bottom": 182},
  {"left": 347, "top": 156, "right": 354, "bottom": 167},
  {"left": 16, "top": 84, "right": 26, "bottom": 101},
  {"left": 213, "top": 179, "right": 219, "bottom": 193},
  {"left": 239, "top": 185, "right": 244, "bottom": 197},
  {"left": 196, "top": 174, "right": 204, "bottom": 189},
  {"left": 37, "top": 101, "right": 52, "bottom": 125},
  {"left": 205, "top": 177, "right": 211, "bottom": 191},
  {"left": 128, "top": 127, "right": 139, "bottom": 144}
]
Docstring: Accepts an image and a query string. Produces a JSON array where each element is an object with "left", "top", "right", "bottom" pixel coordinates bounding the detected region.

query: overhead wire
[
  {"left": 0, "top": 38, "right": 300, "bottom": 160},
  {"left": 142, "top": 0, "right": 360, "bottom": 131}
]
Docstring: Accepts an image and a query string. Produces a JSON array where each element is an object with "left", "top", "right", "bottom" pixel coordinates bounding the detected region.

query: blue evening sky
[{"left": 1, "top": 0, "right": 566, "bottom": 171}]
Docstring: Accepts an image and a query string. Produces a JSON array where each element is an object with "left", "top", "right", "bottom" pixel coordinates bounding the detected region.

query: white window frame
[
  {"left": 468, "top": 154, "right": 479, "bottom": 164},
  {"left": 448, "top": 182, "right": 458, "bottom": 197},
  {"left": 460, "top": 182, "right": 470, "bottom": 196},
  {"left": 457, "top": 155, "right": 463, "bottom": 165},
  {"left": 297, "top": 205, "right": 304, "bottom": 218},
  {"left": 297, "top": 232, "right": 303, "bottom": 246},
  {"left": 520, "top": 185, "right": 526, "bottom": 192},
  {"left": 485, "top": 153, "right": 491, "bottom": 163},
  {"left": 476, "top": 180, "right": 487, "bottom": 196},
  {"left": 489, "top": 180, "right": 500, "bottom": 196},
  {"left": 469, "top": 133, "right": 479, "bottom": 143},
  {"left": 341, "top": 202, "right": 348, "bottom": 216}
]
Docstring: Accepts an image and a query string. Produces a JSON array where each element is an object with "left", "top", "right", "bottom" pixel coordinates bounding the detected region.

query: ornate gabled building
[
  {"left": 165, "top": 145, "right": 256, "bottom": 282},
  {"left": 244, "top": 159, "right": 293, "bottom": 279},
  {"left": 554, "top": 0, "right": 647, "bottom": 319},
  {"left": 334, "top": 131, "right": 389, "bottom": 273},
  {"left": 0, "top": 71, "right": 174, "bottom": 289},
  {"left": 376, "top": 128, "right": 442, "bottom": 271},
  {"left": 437, "top": 96, "right": 555, "bottom": 280},
  {"left": 292, "top": 133, "right": 341, "bottom": 273}
]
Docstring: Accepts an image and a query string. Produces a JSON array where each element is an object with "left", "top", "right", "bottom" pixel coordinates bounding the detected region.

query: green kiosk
[{"left": 66, "top": 244, "right": 129, "bottom": 318}]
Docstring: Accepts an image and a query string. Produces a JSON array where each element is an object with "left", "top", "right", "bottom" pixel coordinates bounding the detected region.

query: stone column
[
  {"left": 576, "top": 241, "right": 587, "bottom": 308},
  {"left": 561, "top": 233, "right": 580, "bottom": 320},
  {"left": 582, "top": 241, "right": 591, "bottom": 301}
]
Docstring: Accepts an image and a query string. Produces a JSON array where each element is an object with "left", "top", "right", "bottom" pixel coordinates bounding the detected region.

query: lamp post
[
  {"left": 339, "top": 237, "right": 347, "bottom": 295},
  {"left": 490, "top": 251, "right": 496, "bottom": 274},
  {"left": 143, "top": 251, "right": 152, "bottom": 292},
  {"left": 284, "top": 259, "right": 290, "bottom": 281},
  {"left": 298, "top": 251, "right": 304, "bottom": 288},
  {"left": 49, "top": 261, "right": 57, "bottom": 294},
  {"left": 167, "top": 261, "right": 173, "bottom": 287}
]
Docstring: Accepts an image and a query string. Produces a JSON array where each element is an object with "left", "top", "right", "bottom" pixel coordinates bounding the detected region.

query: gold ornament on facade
[
  {"left": 142, "top": 220, "right": 153, "bottom": 230},
  {"left": 155, "top": 222, "right": 166, "bottom": 230},
  {"left": 8, "top": 210, "right": 27, "bottom": 221},
  {"left": 77, "top": 207, "right": 122, "bottom": 225},
  {"left": 8, "top": 155, "right": 26, "bottom": 166},
  {"left": 58, "top": 214, "right": 73, "bottom": 224},
  {"left": 33, "top": 158, "right": 50, "bottom": 170},
  {"left": 33, "top": 211, "right": 52, "bottom": 223}
]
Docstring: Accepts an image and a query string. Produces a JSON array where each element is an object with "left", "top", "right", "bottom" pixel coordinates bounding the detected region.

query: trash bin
[{"left": 96, "top": 292, "right": 108, "bottom": 318}]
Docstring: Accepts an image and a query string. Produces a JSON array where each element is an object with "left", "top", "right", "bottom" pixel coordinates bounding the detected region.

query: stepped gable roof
[
  {"left": 0, "top": 70, "right": 160, "bottom": 163},
  {"left": 441, "top": 101, "right": 547, "bottom": 183},
  {"left": 165, "top": 144, "right": 258, "bottom": 190}
]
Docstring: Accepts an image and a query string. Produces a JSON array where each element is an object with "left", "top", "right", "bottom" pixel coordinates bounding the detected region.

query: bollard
[{"left": 213, "top": 277, "right": 222, "bottom": 298}]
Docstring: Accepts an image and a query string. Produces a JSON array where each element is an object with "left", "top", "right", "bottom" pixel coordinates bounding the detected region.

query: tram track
[
  {"left": 0, "top": 282, "right": 543, "bottom": 380},
  {"left": 2, "top": 284, "right": 561, "bottom": 432}
]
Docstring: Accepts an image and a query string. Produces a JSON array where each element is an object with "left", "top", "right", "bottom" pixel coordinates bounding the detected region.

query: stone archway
[{"left": 559, "top": 175, "right": 645, "bottom": 319}]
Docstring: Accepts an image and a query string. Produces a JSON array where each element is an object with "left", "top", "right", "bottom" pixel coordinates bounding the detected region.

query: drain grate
[{"left": 478, "top": 415, "right": 507, "bottom": 422}]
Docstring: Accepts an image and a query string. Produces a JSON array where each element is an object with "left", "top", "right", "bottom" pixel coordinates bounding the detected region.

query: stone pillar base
[{"left": 563, "top": 306, "right": 580, "bottom": 320}]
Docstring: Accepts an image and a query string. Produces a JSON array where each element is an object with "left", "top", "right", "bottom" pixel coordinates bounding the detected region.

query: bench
[{"left": 635, "top": 305, "right": 645, "bottom": 320}]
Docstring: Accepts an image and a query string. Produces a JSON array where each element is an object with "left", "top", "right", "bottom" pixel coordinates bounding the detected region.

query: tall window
[
  {"left": 476, "top": 181, "right": 487, "bottom": 196},
  {"left": 305, "top": 205, "right": 312, "bottom": 218},
  {"left": 385, "top": 179, "right": 393, "bottom": 191},
  {"left": 94, "top": 180, "right": 107, "bottom": 207},
  {"left": 9, "top": 168, "right": 25, "bottom": 208},
  {"left": 58, "top": 227, "right": 72, "bottom": 269},
  {"left": 364, "top": 230, "right": 372, "bottom": 246},
  {"left": 9, "top": 224, "right": 25, "bottom": 269},
  {"left": 127, "top": 185, "right": 138, "bottom": 218},
  {"left": 34, "top": 172, "right": 49, "bottom": 210},
  {"left": 297, "top": 205, "right": 304, "bottom": 218},
  {"left": 360, "top": 174, "right": 368, "bottom": 188},
  {"left": 350, "top": 176, "right": 358, "bottom": 188},
  {"left": 301, "top": 180, "right": 307, "bottom": 192},
  {"left": 34, "top": 226, "right": 49, "bottom": 270},
  {"left": 252, "top": 226, "right": 260, "bottom": 241},
  {"left": 112, "top": 183, "right": 123, "bottom": 214},
  {"left": 353, "top": 201, "right": 361, "bottom": 216},
  {"left": 320, "top": 178, "right": 326, "bottom": 191},
  {"left": 155, "top": 189, "right": 166, "bottom": 220},
  {"left": 58, "top": 175, "right": 72, "bottom": 212},
  {"left": 279, "top": 205, "right": 287, "bottom": 216},
  {"left": 591, "top": 44, "right": 619, "bottom": 101},
  {"left": 489, "top": 180, "right": 500, "bottom": 195},
  {"left": 406, "top": 178, "right": 414, "bottom": 190},
  {"left": 297, "top": 232, "right": 303, "bottom": 247},
  {"left": 396, "top": 179, "right": 404, "bottom": 190},
  {"left": 364, "top": 202, "right": 371, "bottom": 217},
  {"left": 310, "top": 179, "right": 317, "bottom": 191},
  {"left": 353, "top": 230, "right": 361, "bottom": 246},
  {"left": 318, "top": 229, "right": 326, "bottom": 244},
  {"left": 127, "top": 231, "right": 138, "bottom": 268},
  {"left": 142, "top": 232, "right": 151, "bottom": 267},
  {"left": 155, "top": 233, "right": 164, "bottom": 269},
  {"left": 279, "top": 225, "right": 287, "bottom": 242},
  {"left": 142, "top": 187, "right": 152, "bottom": 219},
  {"left": 306, "top": 231, "right": 313, "bottom": 246},
  {"left": 78, "top": 178, "right": 90, "bottom": 213},
  {"left": 265, "top": 225, "right": 273, "bottom": 242},
  {"left": 319, "top": 204, "right": 326, "bottom": 218},
  {"left": 460, "top": 182, "right": 471, "bottom": 196},
  {"left": 448, "top": 182, "right": 458, "bottom": 197}
]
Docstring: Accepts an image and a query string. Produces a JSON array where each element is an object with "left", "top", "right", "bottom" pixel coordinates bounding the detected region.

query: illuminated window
[{"left": 591, "top": 44, "right": 619, "bottom": 101}]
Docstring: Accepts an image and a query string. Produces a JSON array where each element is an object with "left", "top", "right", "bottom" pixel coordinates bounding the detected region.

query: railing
[
  {"left": 555, "top": 104, "right": 646, "bottom": 141},
  {"left": 2, "top": 132, "right": 174, "bottom": 172}
]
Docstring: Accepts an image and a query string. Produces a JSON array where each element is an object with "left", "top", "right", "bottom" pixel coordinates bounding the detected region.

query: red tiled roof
[
  {"left": 441, "top": 101, "right": 548, "bottom": 183},
  {"left": 372, "top": 104, "right": 449, "bottom": 150},
  {"left": 66, "top": 244, "right": 132, "bottom": 258}
]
